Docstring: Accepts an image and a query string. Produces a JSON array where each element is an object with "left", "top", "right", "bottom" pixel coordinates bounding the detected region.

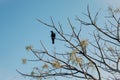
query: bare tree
[{"left": 17, "top": 6, "right": 120, "bottom": 80}]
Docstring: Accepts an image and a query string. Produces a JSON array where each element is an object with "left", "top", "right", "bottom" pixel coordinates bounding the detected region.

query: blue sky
[{"left": 0, "top": 0, "right": 120, "bottom": 80}]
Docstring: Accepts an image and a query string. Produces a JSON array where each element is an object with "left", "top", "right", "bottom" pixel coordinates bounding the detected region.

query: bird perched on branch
[{"left": 51, "top": 31, "right": 56, "bottom": 44}]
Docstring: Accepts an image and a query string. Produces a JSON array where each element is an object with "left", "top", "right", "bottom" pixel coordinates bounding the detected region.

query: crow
[{"left": 51, "top": 31, "right": 56, "bottom": 44}]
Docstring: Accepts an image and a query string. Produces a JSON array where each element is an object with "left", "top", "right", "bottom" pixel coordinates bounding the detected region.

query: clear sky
[{"left": 0, "top": 0, "right": 120, "bottom": 80}]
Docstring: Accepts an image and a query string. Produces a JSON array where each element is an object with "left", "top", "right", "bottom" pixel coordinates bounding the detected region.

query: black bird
[{"left": 51, "top": 31, "right": 56, "bottom": 44}]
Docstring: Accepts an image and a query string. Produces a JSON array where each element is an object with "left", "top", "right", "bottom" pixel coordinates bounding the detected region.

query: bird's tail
[{"left": 52, "top": 40, "right": 54, "bottom": 44}]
